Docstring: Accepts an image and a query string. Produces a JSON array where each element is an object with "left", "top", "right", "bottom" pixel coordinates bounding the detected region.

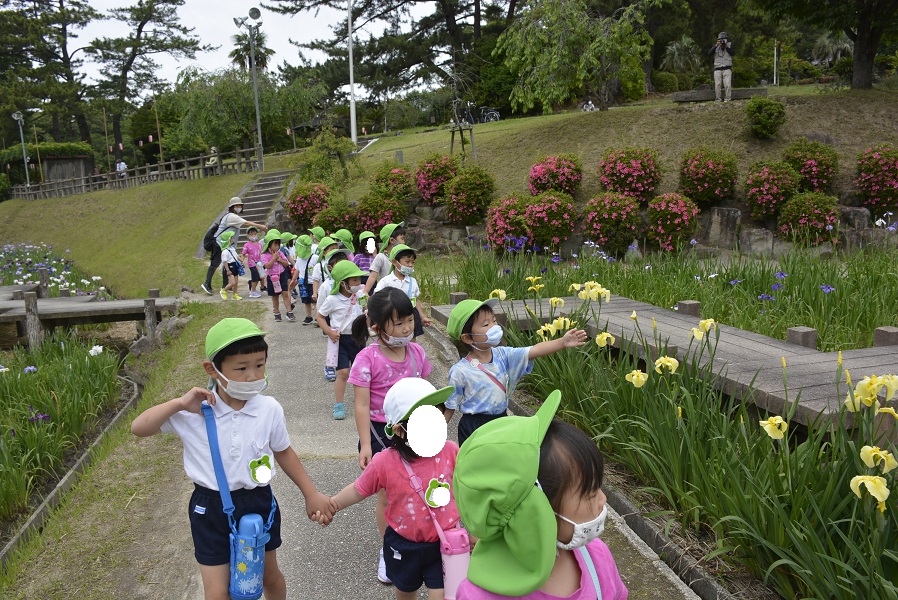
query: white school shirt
[
  {"left": 160, "top": 388, "right": 291, "bottom": 491},
  {"left": 375, "top": 271, "right": 420, "bottom": 300},
  {"left": 221, "top": 246, "right": 241, "bottom": 265},
  {"left": 318, "top": 276, "right": 334, "bottom": 299},
  {"left": 311, "top": 261, "right": 324, "bottom": 283},
  {"left": 296, "top": 254, "right": 317, "bottom": 282},
  {"left": 318, "top": 290, "right": 365, "bottom": 334}
]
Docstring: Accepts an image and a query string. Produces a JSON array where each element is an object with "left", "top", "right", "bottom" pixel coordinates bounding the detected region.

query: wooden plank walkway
[
  {"left": 432, "top": 295, "right": 898, "bottom": 428},
  {"left": 0, "top": 297, "right": 178, "bottom": 327}
]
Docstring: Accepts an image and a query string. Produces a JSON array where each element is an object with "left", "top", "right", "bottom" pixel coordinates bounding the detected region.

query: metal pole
[
  {"left": 249, "top": 26, "right": 265, "bottom": 172},
  {"left": 13, "top": 113, "right": 30, "bottom": 187},
  {"left": 153, "top": 98, "right": 165, "bottom": 171},
  {"left": 348, "top": 0, "right": 357, "bottom": 144},
  {"left": 773, "top": 39, "right": 778, "bottom": 86}
]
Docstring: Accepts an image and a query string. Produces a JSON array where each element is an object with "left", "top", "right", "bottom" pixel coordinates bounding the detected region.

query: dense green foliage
[{"left": 744, "top": 97, "right": 787, "bottom": 139}]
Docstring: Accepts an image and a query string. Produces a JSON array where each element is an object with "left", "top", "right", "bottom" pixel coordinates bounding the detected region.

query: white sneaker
[{"left": 377, "top": 547, "right": 391, "bottom": 584}]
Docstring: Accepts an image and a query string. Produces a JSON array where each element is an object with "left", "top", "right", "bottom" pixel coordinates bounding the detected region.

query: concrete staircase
[{"left": 239, "top": 170, "right": 293, "bottom": 227}]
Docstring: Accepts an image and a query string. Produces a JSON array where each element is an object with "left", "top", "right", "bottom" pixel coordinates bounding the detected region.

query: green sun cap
[
  {"left": 389, "top": 244, "right": 416, "bottom": 262},
  {"left": 329, "top": 260, "right": 366, "bottom": 294},
  {"left": 262, "top": 229, "right": 282, "bottom": 250},
  {"left": 205, "top": 317, "right": 267, "bottom": 360},
  {"left": 379, "top": 222, "right": 406, "bottom": 251},
  {"left": 317, "top": 236, "right": 337, "bottom": 254},
  {"left": 324, "top": 248, "right": 351, "bottom": 264},
  {"left": 446, "top": 298, "right": 499, "bottom": 340},
  {"left": 332, "top": 228, "right": 355, "bottom": 253},
  {"left": 280, "top": 232, "right": 297, "bottom": 244},
  {"left": 383, "top": 378, "right": 455, "bottom": 438},
  {"left": 453, "top": 390, "right": 562, "bottom": 596},
  {"left": 359, "top": 230, "right": 376, "bottom": 242},
  {"left": 309, "top": 226, "right": 326, "bottom": 241},
  {"left": 219, "top": 230, "right": 235, "bottom": 249},
  {"left": 296, "top": 234, "right": 313, "bottom": 259}
]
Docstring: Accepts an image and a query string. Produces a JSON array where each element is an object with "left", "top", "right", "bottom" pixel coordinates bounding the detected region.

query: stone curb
[{"left": 0, "top": 369, "right": 143, "bottom": 570}]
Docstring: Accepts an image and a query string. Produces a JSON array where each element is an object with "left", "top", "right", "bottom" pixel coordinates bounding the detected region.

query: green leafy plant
[
  {"left": 645, "top": 193, "right": 700, "bottom": 250},
  {"left": 284, "top": 182, "right": 330, "bottom": 230},
  {"left": 0, "top": 173, "right": 10, "bottom": 201},
  {"left": 678, "top": 147, "right": 738, "bottom": 206},
  {"left": 443, "top": 165, "right": 496, "bottom": 226},
  {"left": 370, "top": 160, "right": 417, "bottom": 202},
  {"left": 312, "top": 197, "right": 356, "bottom": 233},
  {"left": 744, "top": 97, "right": 787, "bottom": 139},
  {"left": 583, "top": 192, "right": 641, "bottom": 257},
  {"left": 651, "top": 70, "right": 679, "bottom": 93},
  {"left": 778, "top": 191, "right": 840, "bottom": 245},
  {"left": 356, "top": 192, "right": 408, "bottom": 234},
  {"left": 298, "top": 130, "right": 359, "bottom": 188},
  {"left": 744, "top": 161, "right": 800, "bottom": 220},
  {"left": 782, "top": 138, "right": 839, "bottom": 193}
]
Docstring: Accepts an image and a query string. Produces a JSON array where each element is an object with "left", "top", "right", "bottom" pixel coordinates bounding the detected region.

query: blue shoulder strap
[
  {"left": 200, "top": 402, "right": 238, "bottom": 533},
  {"left": 577, "top": 545, "right": 603, "bottom": 599}
]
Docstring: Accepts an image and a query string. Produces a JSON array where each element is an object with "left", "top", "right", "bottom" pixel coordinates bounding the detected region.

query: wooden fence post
[
  {"left": 144, "top": 298, "right": 157, "bottom": 346},
  {"left": 38, "top": 267, "right": 49, "bottom": 298},
  {"left": 25, "top": 291, "right": 42, "bottom": 351},
  {"left": 59, "top": 287, "right": 70, "bottom": 297},
  {"left": 148, "top": 288, "right": 160, "bottom": 298}
]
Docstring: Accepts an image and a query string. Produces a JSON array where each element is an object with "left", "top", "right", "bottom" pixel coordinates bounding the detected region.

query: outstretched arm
[
  {"left": 131, "top": 387, "right": 214, "bottom": 437},
  {"left": 528, "top": 328, "right": 588, "bottom": 360},
  {"left": 274, "top": 446, "right": 338, "bottom": 523}
]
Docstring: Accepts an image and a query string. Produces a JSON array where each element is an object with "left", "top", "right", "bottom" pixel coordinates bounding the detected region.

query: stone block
[
  {"left": 465, "top": 224, "right": 486, "bottom": 241},
  {"left": 841, "top": 206, "right": 871, "bottom": 229},
  {"left": 560, "top": 234, "right": 584, "bottom": 258},
  {"left": 448, "top": 228, "right": 467, "bottom": 243},
  {"left": 703, "top": 207, "right": 741, "bottom": 249},
  {"left": 677, "top": 300, "right": 700, "bottom": 317},
  {"left": 415, "top": 205, "right": 435, "bottom": 220},
  {"left": 129, "top": 335, "right": 153, "bottom": 357},
  {"left": 449, "top": 292, "right": 469, "bottom": 304},
  {"left": 738, "top": 227, "right": 773, "bottom": 257},
  {"left": 874, "top": 326, "right": 898, "bottom": 347},
  {"left": 181, "top": 286, "right": 195, "bottom": 294},
  {"left": 432, "top": 205, "right": 448, "bottom": 221},
  {"left": 623, "top": 240, "right": 643, "bottom": 263},
  {"left": 787, "top": 326, "right": 817, "bottom": 349}
]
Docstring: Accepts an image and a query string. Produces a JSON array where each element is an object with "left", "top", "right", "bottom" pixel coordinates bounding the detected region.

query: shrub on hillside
[
  {"left": 855, "top": 144, "right": 898, "bottom": 215},
  {"left": 782, "top": 138, "right": 839, "bottom": 193},
  {"left": 583, "top": 193, "right": 641, "bottom": 257},
  {"left": 443, "top": 165, "right": 496, "bottom": 226},
  {"left": 598, "top": 147, "right": 661, "bottom": 201},
  {"left": 675, "top": 72, "right": 693, "bottom": 91},
  {"left": 679, "top": 147, "right": 738, "bottom": 206},
  {"left": 523, "top": 191, "right": 578, "bottom": 248},
  {"left": 486, "top": 194, "right": 529, "bottom": 248},
  {"left": 371, "top": 161, "right": 417, "bottom": 201},
  {"left": 415, "top": 153, "right": 460, "bottom": 203},
  {"left": 312, "top": 197, "right": 356, "bottom": 233},
  {"left": 778, "top": 191, "right": 840, "bottom": 245},
  {"left": 528, "top": 154, "right": 583, "bottom": 196},
  {"left": 356, "top": 193, "right": 408, "bottom": 234},
  {"left": 744, "top": 161, "right": 800, "bottom": 220},
  {"left": 284, "top": 182, "right": 330, "bottom": 229},
  {"left": 0, "top": 173, "right": 10, "bottom": 201},
  {"left": 645, "top": 193, "right": 700, "bottom": 251},
  {"left": 744, "top": 97, "right": 787, "bottom": 139},
  {"left": 651, "top": 71, "right": 679, "bottom": 94}
]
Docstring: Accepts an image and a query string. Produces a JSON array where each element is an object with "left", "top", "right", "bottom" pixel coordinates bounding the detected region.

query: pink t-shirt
[
  {"left": 348, "top": 342, "right": 431, "bottom": 423},
  {"left": 456, "top": 539, "right": 628, "bottom": 600},
  {"left": 260, "top": 251, "right": 285, "bottom": 277},
  {"left": 242, "top": 240, "right": 262, "bottom": 267},
  {"left": 354, "top": 442, "right": 460, "bottom": 543}
]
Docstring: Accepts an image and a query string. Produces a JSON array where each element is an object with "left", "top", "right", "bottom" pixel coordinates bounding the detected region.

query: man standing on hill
[
  {"left": 202, "top": 197, "right": 267, "bottom": 296},
  {"left": 708, "top": 32, "right": 735, "bottom": 102}
]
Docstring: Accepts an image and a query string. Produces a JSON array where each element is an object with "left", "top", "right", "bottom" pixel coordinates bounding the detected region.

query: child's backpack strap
[
  {"left": 201, "top": 402, "right": 238, "bottom": 534},
  {"left": 577, "top": 545, "right": 603, "bottom": 599}
]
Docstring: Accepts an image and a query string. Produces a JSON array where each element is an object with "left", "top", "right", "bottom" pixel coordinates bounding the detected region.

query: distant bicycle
[
  {"left": 581, "top": 99, "right": 596, "bottom": 112},
  {"left": 478, "top": 106, "right": 500, "bottom": 122}
]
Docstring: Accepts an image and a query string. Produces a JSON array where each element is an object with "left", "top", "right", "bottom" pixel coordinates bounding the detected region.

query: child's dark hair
[
  {"left": 453, "top": 304, "right": 496, "bottom": 358},
  {"left": 390, "top": 408, "right": 445, "bottom": 462},
  {"left": 394, "top": 248, "right": 416, "bottom": 263},
  {"left": 247, "top": 227, "right": 258, "bottom": 234},
  {"left": 352, "top": 287, "right": 415, "bottom": 346},
  {"left": 328, "top": 254, "right": 346, "bottom": 268},
  {"left": 212, "top": 336, "right": 269, "bottom": 371},
  {"left": 389, "top": 226, "right": 405, "bottom": 243},
  {"left": 537, "top": 420, "right": 604, "bottom": 512}
]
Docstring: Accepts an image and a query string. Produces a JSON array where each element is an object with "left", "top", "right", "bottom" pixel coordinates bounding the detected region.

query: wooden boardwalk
[{"left": 431, "top": 295, "right": 898, "bottom": 428}]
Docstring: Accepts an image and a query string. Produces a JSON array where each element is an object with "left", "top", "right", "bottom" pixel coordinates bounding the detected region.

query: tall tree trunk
[
  {"left": 506, "top": 0, "right": 517, "bottom": 24},
  {"left": 643, "top": 6, "right": 659, "bottom": 93},
  {"left": 112, "top": 113, "right": 123, "bottom": 160},
  {"left": 76, "top": 113, "right": 92, "bottom": 144},
  {"left": 51, "top": 113, "right": 62, "bottom": 142},
  {"left": 847, "top": 15, "right": 882, "bottom": 89},
  {"left": 474, "top": 0, "right": 481, "bottom": 40}
]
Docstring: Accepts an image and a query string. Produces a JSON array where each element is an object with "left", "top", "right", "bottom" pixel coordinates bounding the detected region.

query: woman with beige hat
[{"left": 203, "top": 196, "right": 267, "bottom": 295}]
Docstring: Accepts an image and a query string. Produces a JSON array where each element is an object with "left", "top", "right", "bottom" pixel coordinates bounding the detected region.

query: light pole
[
  {"left": 234, "top": 7, "right": 265, "bottom": 172},
  {"left": 11, "top": 111, "right": 30, "bottom": 187},
  {"left": 347, "top": 0, "right": 357, "bottom": 144}
]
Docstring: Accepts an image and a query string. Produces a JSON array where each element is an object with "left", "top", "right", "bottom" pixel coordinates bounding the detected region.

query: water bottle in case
[{"left": 229, "top": 513, "right": 270, "bottom": 600}]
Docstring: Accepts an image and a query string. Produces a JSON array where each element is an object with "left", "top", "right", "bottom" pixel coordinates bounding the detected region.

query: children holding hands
[{"left": 260, "top": 229, "right": 295, "bottom": 322}]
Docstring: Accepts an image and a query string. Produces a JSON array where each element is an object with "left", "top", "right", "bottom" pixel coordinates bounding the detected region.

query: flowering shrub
[
  {"left": 284, "top": 182, "right": 330, "bottom": 229},
  {"left": 744, "top": 161, "right": 801, "bottom": 220},
  {"left": 371, "top": 161, "right": 417, "bottom": 201},
  {"left": 583, "top": 192, "right": 641, "bottom": 257},
  {"left": 443, "top": 165, "right": 496, "bottom": 226},
  {"left": 855, "top": 144, "right": 898, "bottom": 215},
  {"left": 778, "top": 191, "right": 840, "bottom": 245},
  {"left": 414, "top": 153, "right": 460, "bottom": 203},
  {"left": 528, "top": 154, "right": 583, "bottom": 196},
  {"left": 744, "top": 97, "right": 787, "bottom": 139},
  {"left": 598, "top": 147, "right": 661, "bottom": 201},
  {"left": 356, "top": 193, "right": 408, "bottom": 233},
  {"left": 678, "top": 147, "right": 738, "bottom": 206},
  {"left": 486, "top": 194, "right": 530, "bottom": 248},
  {"left": 782, "top": 138, "right": 839, "bottom": 192},
  {"left": 645, "top": 193, "right": 700, "bottom": 251},
  {"left": 523, "top": 191, "right": 578, "bottom": 247},
  {"left": 312, "top": 197, "right": 356, "bottom": 233}
]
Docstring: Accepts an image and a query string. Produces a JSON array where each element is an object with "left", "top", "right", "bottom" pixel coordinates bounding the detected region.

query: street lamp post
[
  {"left": 11, "top": 111, "right": 30, "bottom": 187},
  {"left": 347, "top": 0, "right": 357, "bottom": 144},
  {"left": 234, "top": 7, "right": 265, "bottom": 172}
]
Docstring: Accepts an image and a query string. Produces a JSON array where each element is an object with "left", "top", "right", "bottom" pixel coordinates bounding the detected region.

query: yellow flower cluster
[
  {"left": 860, "top": 445, "right": 898, "bottom": 474},
  {"left": 576, "top": 281, "right": 611, "bottom": 303},
  {"left": 550, "top": 297, "right": 564, "bottom": 308},
  {"left": 654, "top": 356, "right": 679, "bottom": 374},
  {"left": 489, "top": 289, "right": 507, "bottom": 300},
  {"left": 625, "top": 369, "right": 648, "bottom": 388},
  {"left": 850, "top": 475, "right": 890, "bottom": 512},
  {"left": 595, "top": 332, "right": 615, "bottom": 348},
  {"left": 690, "top": 318, "right": 716, "bottom": 340},
  {"left": 844, "top": 374, "right": 898, "bottom": 412},
  {"left": 760, "top": 415, "right": 788, "bottom": 440},
  {"left": 525, "top": 276, "right": 542, "bottom": 284},
  {"left": 536, "top": 317, "right": 578, "bottom": 341}
]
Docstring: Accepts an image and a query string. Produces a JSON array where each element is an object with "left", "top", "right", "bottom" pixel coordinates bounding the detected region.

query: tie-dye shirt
[
  {"left": 348, "top": 342, "right": 432, "bottom": 423},
  {"left": 354, "top": 442, "right": 460, "bottom": 543},
  {"left": 446, "top": 346, "right": 534, "bottom": 416}
]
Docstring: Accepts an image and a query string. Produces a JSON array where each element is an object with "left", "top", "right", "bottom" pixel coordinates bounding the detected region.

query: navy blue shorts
[
  {"left": 188, "top": 484, "right": 282, "bottom": 566},
  {"left": 249, "top": 265, "right": 261, "bottom": 282},
  {"left": 383, "top": 526, "right": 443, "bottom": 592},
  {"left": 337, "top": 334, "right": 361, "bottom": 371},
  {"left": 358, "top": 420, "right": 393, "bottom": 455},
  {"left": 458, "top": 413, "right": 507, "bottom": 447},
  {"left": 413, "top": 306, "right": 425, "bottom": 337},
  {"left": 265, "top": 272, "right": 290, "bottom": 296}
]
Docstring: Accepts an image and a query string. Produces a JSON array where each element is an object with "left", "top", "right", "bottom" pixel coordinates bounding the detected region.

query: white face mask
[
  {"left": 383, "top": 332, "right": 413, "bottom": 347},
  {"left": 346, "top": 282, "right": 364, "bottom": 293},
  {"left": 234, "top": 206, "right": 243, "bottom": 214},
  {"left": 471, "top": 324, "right": 503, "bottom": 350},
  {"left": 555, "top": 505, "right": 607, "bottom": 550},
  {"left": 214, "top": 367, "right": 267, "bottom": 401}
]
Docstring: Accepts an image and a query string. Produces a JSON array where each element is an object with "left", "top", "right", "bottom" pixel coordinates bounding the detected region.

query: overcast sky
[{"left": 79, "top": 1, "right": 350, "bottom": 84}]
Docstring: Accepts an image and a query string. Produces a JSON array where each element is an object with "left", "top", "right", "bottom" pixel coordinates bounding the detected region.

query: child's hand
[
  {"left": 305, "top": 491, "right": 336, "bottom": 523},
  {"left": 179, "top": 387, "right": 215, "bottom": 414},
  {"left": 327, "top": 328, "right": 340, "bottom": 343},
  {"left": 358, "top": 445, "right": 373, "bottom": 470},
  {"left": 421, "top": 315, "right": 432, "bottom": 327},
  {"left": 561, "top": 328, "right": 589, "bottom": 348}
]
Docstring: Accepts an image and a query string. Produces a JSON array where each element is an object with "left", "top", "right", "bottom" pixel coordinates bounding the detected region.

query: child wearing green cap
[
  {"left": 445, "top": 299, "right": 588, "bottom": 446},
  {"left": 292, "top": 234, "right": 317, "bottom": 324},
  {"left": 242, "top": 227, "right": 264, "bottom": 298},
  {"left": 364, "top": 223, "right": 406, "bottom": 295},
  {"left": 310, "top": 236, "right": 340, "bottom": 304},
  {"left": 261, "top": 232, "right": 295, "bottom": 322},
  {"left": 375, "top": 244, "right": 432, "bottom": 339},
  {"left": 131, "top": 317, "right": 337, "bottom": 600},
  {"left": 353, "top": 231, "right": 377, "bottom": 284},
  {"left": 453, "top": 391, "right": 627, "bottom": 599},
  {"left": 219, "top": 231, "right": 244, "bottom": 300}
]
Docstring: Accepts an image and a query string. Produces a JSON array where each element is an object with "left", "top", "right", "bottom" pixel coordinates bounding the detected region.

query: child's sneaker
[
  {"left": 291, "top": 289, "right": 298, "bottom": 299},
  {"left": 273, "top": 312, "right": 282, "bottom": 322},
  {"left": 377, "top": 547, "right": 391, "bottom": 584},
  {"left": 220, "top": 289, "right": 228, "bottom": 300},
  {"left": 332, "top": 403, "right": 346, "bottom": 420},
  {"left": 324, "top": 366, "right": 336, "bottom": 382},
  {"left": 285, "top": 312, "right": 296, "bottom": 321},
  {"left": 302, "top": 316, "right": 313, "bottom": 325},
  {"left": 233, "top": 293, "right": 243, "bottom": 300},
  {"left": 201, "top": 283, "right": 213, "bottom": 295}
]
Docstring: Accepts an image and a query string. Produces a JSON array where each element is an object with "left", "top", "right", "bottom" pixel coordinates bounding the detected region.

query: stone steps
[{"left": 239, "top": 171, "right": 292, "bottom": 226}]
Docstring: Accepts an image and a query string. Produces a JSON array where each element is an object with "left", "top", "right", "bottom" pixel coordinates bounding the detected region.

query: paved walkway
[{"left": 204, "top": 299, "right": 702, "bottom": 599}]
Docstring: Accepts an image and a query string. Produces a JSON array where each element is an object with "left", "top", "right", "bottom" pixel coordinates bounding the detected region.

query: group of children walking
[{"left": 143, "top": 220, "right": 629, "bottom": 600}]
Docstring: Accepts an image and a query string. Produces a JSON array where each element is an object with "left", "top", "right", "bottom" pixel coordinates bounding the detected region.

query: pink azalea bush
[
  {"left": 744, "top": 161, "right": 801, "bottom": 220},
  {"left": 527, "top": 154, "right": 583, "bottom": 196},
  {"left": 486, "top": 194, "right": 529, "bottom": 248},
  {"left": 679, "top": 147, "right": 738, "bottom": 207},
  {"left": 356, "top": 193, "right": 408, "bottom": 233},
  {"left": 598, "top": 147, "right": 661, "bottom": 201},
  {"left": 778, "top": 192, "right": 840, "bottom": 245},
  {"left": 523, "top": 191, "right": 578, "bottom": 247},
  {"left": 782, "top": 138, "right": 838, "bottom": 193},
  {"left": 645, "top": 193, "right": 700, "bottom": 251},
  {"left": 855, "top": 144, "right": 898, "bottom": 215},
  {"left": 415, "top": 153, "right": 460, "bottom": 203},
  {"left": 444, "top": 165, "right": 496, "bottom": 226},
  {"left": 583, "top": 192, "right": 641, "bottom": 257},
  {"left": 371, "top": 161, "right": 417, "bottom": 201},
  {"left": 284, "top": 182, "right": 330, "bottom": 229},
  {"left": 312, "top": 197, "right": 356, "bottom": 233}
]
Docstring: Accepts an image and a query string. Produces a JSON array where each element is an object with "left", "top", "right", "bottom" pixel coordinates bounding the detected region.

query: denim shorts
[{"left": 383, "top": 526, "right": 443, "bottom": 593}]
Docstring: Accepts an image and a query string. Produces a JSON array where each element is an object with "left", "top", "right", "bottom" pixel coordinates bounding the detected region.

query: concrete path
[{"left": 223, "top": 298, "right": 701, "bottom": 599}]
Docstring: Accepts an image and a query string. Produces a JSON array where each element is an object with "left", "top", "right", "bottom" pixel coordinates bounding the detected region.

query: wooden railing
[{"left": 9, "top": 148, "right": 259, "bottom": 200}]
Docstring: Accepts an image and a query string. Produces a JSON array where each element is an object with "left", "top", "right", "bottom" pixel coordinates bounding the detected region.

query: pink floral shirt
[
  {"left": 354, "top": 442, "right": 460, "bottom": 543},
  {"left": 242, "top": 240, "right": 262, "bottom": 267},
  {"left": 260, "top": 251, "right": 285, "bottom": 277},
  {"left": 348, "top": 342, "right": 431, "bottom": 423}
]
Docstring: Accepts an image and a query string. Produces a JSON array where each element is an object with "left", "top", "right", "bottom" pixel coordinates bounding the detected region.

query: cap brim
[
  {"left": 390, "top": 386, "right": 454, "bottom": 433},
  {"left": 447, "top": 298, "right": 499, "bottom": 340}
]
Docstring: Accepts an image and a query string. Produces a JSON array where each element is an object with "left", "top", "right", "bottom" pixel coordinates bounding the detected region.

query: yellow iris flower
[
  {"left": 595, "top": 332, "right": 615, "bottom": 348},
  {"left": 760, "top": 415, "right": 788, "bottom": 440},
  {"left": 551, "top": 317, "right": 576, "bottom": 331},
  {"left": 781, "top": 356, "right": 787, "bottom": 369},
  {"left": 691, "top": 327, "right": 704, "bottom": 340},
  {"left": 878, "top": 407, "right": 898, "bottom": 420},
  {"left": 489, "top": 289, "right": 507, "bottom": 300},
  {"left": 569, "top": 283, "right": 582, "bottom": 292},
  {"left": 630, "top": 311, "right": 637, "bottom": 321},
  {"left": 625, "top": 369, "right": 648, "bottom": 388},
  {"left": 845, "top": 369, "right": 852, "bottom": 387},
  {"left": 844, "top": 393, "right": 862, "bottom": 413},
  {"left": 837, "top": 350, "right": 843, "bottom": 366},
  {"left": 855, "top": 375, "right": 889, "bottom": 408},
  {"left": 861, "top": 446, "right": 898, "bottom": 474},
  {"left": 550, "top": 297, "right": 564, "bottom": 308},
  {"left": 850, "top": 475, "right": 890, "bottom": 503},
  {"left": 699, "top": 318, "right": 716, "bottom": 333},
  {"left": 651, "top": 317, "right": 657, "bottom": 330},
  {"left": 528, "top": 284, "right": 545, "bottom": 293},
  {"left": 654, "top": 356, "right": 679, "bottom": 374},
  {"left": 677, "top": 405, "right": 683, "bottom": 419},
  {"left": 525, "top": 276, "right": 542, "bottom": 284}
]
